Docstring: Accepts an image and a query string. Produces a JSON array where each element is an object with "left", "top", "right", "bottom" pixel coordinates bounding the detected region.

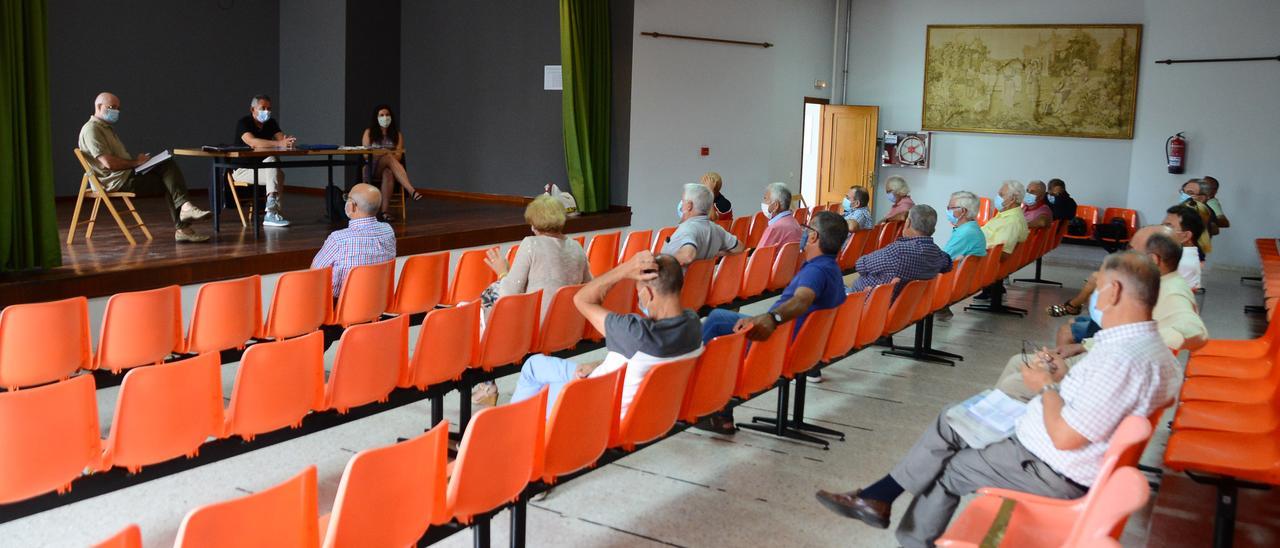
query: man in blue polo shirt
[
  {"left": 936, "top": 191, "right": 987, "bottom": 321},
  {"left": 696, "top": 210, "right": 849, "bottom": 433}
]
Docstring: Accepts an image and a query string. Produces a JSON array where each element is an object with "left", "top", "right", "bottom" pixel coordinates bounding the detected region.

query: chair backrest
[
  {"left": 729, "top": 217, "right": 751, "bottom": 245},
  {"left": 264, "top": 267, "right": 333, "bottom": 340},
  {"left": 767, "top": 242, "right": 801, "bottom": 290},
  {"left": 326, "top": 315, "right": 408, "bottom": 413},
  {"left": 586, "top": 231, "right": 621, "bottom": 277},
  {"left": 976, "top": 197, "right": 995, "bottom": 226},
  {"left": 863, "top": 222, "right": 890, "bottom": 254},
  {"left": 403, "top": 302, "right": 477, "bottom": 389},
  {"left": 102, "top": 352, "right": 223, "bottom": 473},
  {"left": 447, "top": 390, "right": 546, "bottom": 524},
  {"left": 93, "top": 524, "right": 142, "bottom": 548},
  {"left": 447, "top": 248, "right": 497, "bottom": 305},
  {"left": 976, "top": 243, "right": 1005, "bottom": 290},
  {"left": 73, "top": 148, "right": 109, "bottom": 191},
  {"left": 733, "top": 320, "right": 794, "bottom": 399},
  {"left": 584, "top": 278, "right": 637, "bottom": 342},
  {"left": 175, "top": 466, "right": 320, "bottom": 548},
  {"left": 1101, "top": 207, "right": 1139, "bottom": 238},
  {"left": 619, "top": 230, "right": 652, "bottom": 263},
  {"left": 651, "top": 226, "right": 677, "bottom": 255},
  {"left": 838, "top": 229, "right": 873, "bottom": 271},
  {"left": 714, "top": 218, "right": 732, "bottom": 231},
  {"left": 474, "top": 291, "right": 541, "bottom": 371},
  {"left": 679, "top": 330, "right": 748, "bottom": 423},
  {"left": 187, "top": 275, "right": 263, "bottom": 354},
  {"left": 611, "top": 358, "right": 698, "bottom": 451},
  {"left": 333, "top": 260, "right": 395, "bottom": 328},
  {"left": 930, "top": 266, "right": 958, "bottom": 311},
  {"left": 746, "top": 212, "right": 768, "bottom": 248},
  {"left": 793, "top": 207, "right": 811, "bottom": 226},
  {"left": 823, "top": 289, "right": 868, "bottom": 362},
  {"left": 705, "top": 252, "right": 748, "bottom": 308},
  {"left": 853, "top": 282, "right": 895, "bottom": 349},
  {"left": 225, "top": 331, "right": 326, "bottom": 441},
  {"left": 883, "top": 279, "right": 930, "bottom": 336},
  {"left": 783, "top": 307, "right": 838, "bottom": 378},
  {"left": 0, "top": 374, "right": 101, "bottom": 504},
  {"left": 738, "top": 245, "right": 778, "bottom": 299},
  {"left": 323, "top": 422, "right": 449, "bottom": 548},
  {"left": 947, "top": 255, "right": 983, "bottom": 304},
  {"left": 1063, "top": 468, "right": 1150, "bottom": 548},
  {"left": 536, "top": 284, "right": 587, "bottom": 354},
  {"left": 876, "top": 220, "right": 903, "bottom": 250},
  {"left": 543, "top": 367, "right": 624, "bottom": 483},
  {"left": 95, "top": 285, "right": 184, "bottom": 373},
  {"left": 388, "top": 252, "right": 449, "bottom": 315},
  {"left": 680, "top": 259, "right": 716, "bottom": 311},
  {"left": 0, "top": 296, "right": 91, "bottom": 390}
]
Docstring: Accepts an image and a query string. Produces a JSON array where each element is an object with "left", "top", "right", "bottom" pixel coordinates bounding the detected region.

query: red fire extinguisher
[{"left": 1166, "top": 132, "right": 1186, "bottom": 174}]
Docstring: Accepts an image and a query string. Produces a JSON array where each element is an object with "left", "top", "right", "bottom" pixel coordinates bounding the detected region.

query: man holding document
[
  {"left": 78, "top": 92, "right": 211, "bottom": 242},
  {"left": 814, "top": 250, "right": 1181, "bottom": 548}
]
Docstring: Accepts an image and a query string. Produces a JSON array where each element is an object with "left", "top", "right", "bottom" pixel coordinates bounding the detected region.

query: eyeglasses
[{"left": 1019, "top": 339, "right": 1039, "bottom": 369}]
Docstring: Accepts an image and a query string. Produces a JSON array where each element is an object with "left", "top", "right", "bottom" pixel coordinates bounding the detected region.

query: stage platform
[{"left": 0, "top": 189, "right": 630, "bottom": 309}]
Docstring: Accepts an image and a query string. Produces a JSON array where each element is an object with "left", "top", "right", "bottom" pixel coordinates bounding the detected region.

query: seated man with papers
[
  {"left": 78, "top": 92, "right": 211, "bottom": 242},
  {"left": 814, "top": 250, "right": 1180, "bottom": 548}
]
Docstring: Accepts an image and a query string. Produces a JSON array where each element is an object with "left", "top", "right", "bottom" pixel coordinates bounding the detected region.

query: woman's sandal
[
  {"left": 1046, "top": 302, "right": 1082, "bottom": 317},
  {"left": 410, "top": 188, "right": 425, "bottom": 201}
]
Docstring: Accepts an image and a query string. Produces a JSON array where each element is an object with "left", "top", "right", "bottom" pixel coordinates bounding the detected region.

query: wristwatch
[
  {"left": 769, "top": 312, "right": 785, "bottom": 325},
  {"left": 1039, "top": 382, "right": 1061, "bottom": 395}
]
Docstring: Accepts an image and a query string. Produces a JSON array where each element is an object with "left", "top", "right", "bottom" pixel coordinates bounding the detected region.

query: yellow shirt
[
  {"left": 1083, "top": 271, "right": 1208, "bottom": 352},
  {"left": 980, "top": 207, "right": 1029, "bottom": 254}
]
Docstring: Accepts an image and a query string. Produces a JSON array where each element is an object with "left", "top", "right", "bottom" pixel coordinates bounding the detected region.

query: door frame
[{"left": 797, "top": 97, "right": 829, "bottom": 209}]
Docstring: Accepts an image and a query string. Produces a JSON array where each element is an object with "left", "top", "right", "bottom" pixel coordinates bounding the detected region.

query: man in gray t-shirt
[
  {"left": 662, "top": 183, "right": 744, "bottom": 266},
  {"left": 510, "top": 252, "right": 703, "bottom": 416}
]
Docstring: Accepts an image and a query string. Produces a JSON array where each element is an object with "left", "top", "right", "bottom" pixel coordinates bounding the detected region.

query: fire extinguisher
[{"left": 1166, "top": 132, "right": 1187, "bottom": 174}]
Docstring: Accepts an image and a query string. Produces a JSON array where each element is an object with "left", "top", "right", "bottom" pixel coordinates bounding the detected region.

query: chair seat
[
  {"left": 1173, "top": 400, "right": 1280, "bottom": 434},
  {"left": 89, "top": 191, "right": 137, "bottom": 198},
  {"left": 1164, "top": 430, "right": 1280, "bottom": 485},
  {"left": 1178, "top": 376, "right": 1276, "bottom": 404},
  {"left": 1185, "top": 354, "right": 1273, "bottom": 379},
  {"left": 1192, "top": 339, "right": 1272, "bottom": 360}
]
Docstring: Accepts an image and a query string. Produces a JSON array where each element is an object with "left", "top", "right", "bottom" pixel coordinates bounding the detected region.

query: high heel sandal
[
  {"left": 410, "top": 188, "right": 424, "bottom": 201},
  {"left": 1046, "top": 302, "right": 1082, "bottom": 317}
]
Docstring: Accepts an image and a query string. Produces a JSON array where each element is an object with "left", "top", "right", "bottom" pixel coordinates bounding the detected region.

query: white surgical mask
[
  {"left": 378, "top": 115, "right": 392, "bottom": 128},
  {"left": 256, "top": 110, "right": 271, "bottom": 123},
  {"left": 760, "top": 202, "right": 773, "bottom": 218},
  {"left": 102, "top": 108, "right": 120, "bottom": 124}
]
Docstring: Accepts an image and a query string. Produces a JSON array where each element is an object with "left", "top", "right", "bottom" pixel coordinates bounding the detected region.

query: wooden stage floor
[{"left": 0, "top": 190, "right": 630, "bottom": 308}]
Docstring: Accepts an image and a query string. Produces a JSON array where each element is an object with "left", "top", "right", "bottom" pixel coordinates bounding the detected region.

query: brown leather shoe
[{"left": 815, "top": 489, "right": 891, "bottom": 529}]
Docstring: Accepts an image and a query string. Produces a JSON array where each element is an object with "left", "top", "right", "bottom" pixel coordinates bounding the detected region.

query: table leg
[
  {"left": 326, "top": 155, "right": 335, "bottom": 223},
  {"left": 210, "top": 162, "right": 221, "bottom": 234},
  {"left": 253, "top": 167, "right": 260, "bottom": 239}
]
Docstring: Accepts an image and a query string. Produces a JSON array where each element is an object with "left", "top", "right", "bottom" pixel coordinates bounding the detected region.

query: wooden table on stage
[{"left": 173, "top": 147, "right": 392, "bottom": 237}]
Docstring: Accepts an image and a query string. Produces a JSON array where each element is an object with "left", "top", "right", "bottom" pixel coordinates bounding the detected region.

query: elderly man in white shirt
[{"left": 815, "top": 250, "right": 1181, "bottom": 548}]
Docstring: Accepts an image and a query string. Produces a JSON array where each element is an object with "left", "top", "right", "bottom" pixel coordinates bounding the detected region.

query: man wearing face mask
[
  {"left": 1046, "top": 179, "right": 1077, "bottom": 221},
  {"left": 849, "top": 205, "right": 953, "bottom": 299},
  {"left": 662, "top": 183, "right": 744, "bottom": 266},
  {"left": 757, "top": 182, "right": 804, "bottom": 249},
  {"left": 1163, "top": 205, "right": 1205, "bottom": 289},
  {"left": 1175, "top": 179, "right": 1216, "bottom": 254},
  {"left": 972, "top": 180, "right": 1030, "bottom": 302},
  {"left": 1022, "top": 180, "right": 1053, "bottom": 228},
  {"left": 310, "top": 183, "right": 396, "bottom": 297},
  {"left": 842, "top": 186, "right": 874, "bottom": 230},
  {"left": 78, "top": 92, "right": 211, "bottom": 242},
  {"left": 942, "top": 191, "right": 987, "bottom": 259},
  {"left": 234, "top": 94, "right": 298, "bottom": 227}
]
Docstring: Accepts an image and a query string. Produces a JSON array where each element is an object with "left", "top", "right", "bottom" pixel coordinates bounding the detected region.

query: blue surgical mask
[
  {"left": 1087, "top": 290, "right": 1103, "bottom": 325},
  {"left": 1046, "top": 194, "right": 1057, "bottom": 205},
  {"left": 1023, "top": 193, "right": 1037, "bottom": 206},
  {"left": 886, "top": 193, "right": 897, "bottom": 204},
  {"left": 639, "top": 302, "right": 651, "bottom": 317},
  {"left": 1179, "top": 192, "right": 1193, "bottom": 203},
  {"left": 993, "top": 193, "right": 1004, "bottom": 207},
  {"left": 102, "top": 108, "right": 120, "bottom": 124},
  {"left": 945, "top": 209, "right": 959, "bottom": 225},
  {"left": 676, "top": 200, "right": 685, "bottom": 219},
  {"left": 256, "top": 110, "right": 271, "bottom": 123},
  {"left": 842, "top": 197, "right": 852, "bottom": 212}
]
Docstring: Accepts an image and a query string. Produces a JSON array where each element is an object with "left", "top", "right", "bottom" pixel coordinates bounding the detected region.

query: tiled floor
[{"left": 0, "top": 244, "right": 1263, "bottom": 547}]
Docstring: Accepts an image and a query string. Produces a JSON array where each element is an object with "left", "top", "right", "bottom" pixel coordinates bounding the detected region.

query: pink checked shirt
[{"left": 311, "top": 216, "right": 397, "bottom": 296}]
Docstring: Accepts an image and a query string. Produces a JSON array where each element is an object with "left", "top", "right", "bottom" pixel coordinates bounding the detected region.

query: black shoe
[{"left": 693, "top": 413, "right": 737, "bottom": 435}]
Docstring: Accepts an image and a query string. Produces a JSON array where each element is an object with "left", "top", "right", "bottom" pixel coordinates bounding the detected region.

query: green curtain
[
  {"left": 0, "top": 0, "right": 60, "bottom": 271},
  {"left": 559, "top": 0, "right": 611, "bottom": 213}
]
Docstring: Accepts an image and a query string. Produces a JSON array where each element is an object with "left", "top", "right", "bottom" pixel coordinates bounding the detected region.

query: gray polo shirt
[{"left": 660, "top": 215, "right": 739, "bottom": 260}]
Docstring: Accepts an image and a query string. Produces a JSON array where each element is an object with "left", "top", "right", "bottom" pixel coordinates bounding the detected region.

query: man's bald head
[
  {"left": 1129, "top": 225, "right": 1163, "bottom": 256},
  {"left": 93, "top": 92, "right": 120, "bottom": 119},
  {"left": 346, "top": 183, "right": 382, "bottom": 218},
  {"left": 1132, "top": 225, "right": 1181, "bottom": 275}
]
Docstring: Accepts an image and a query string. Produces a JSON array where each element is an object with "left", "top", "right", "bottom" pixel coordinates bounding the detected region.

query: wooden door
[{"left": 817, "top": 105, "right": 879, "bottom": 210}]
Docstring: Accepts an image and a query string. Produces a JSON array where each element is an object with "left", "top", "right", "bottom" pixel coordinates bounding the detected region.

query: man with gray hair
[
  {"left": 942, "top": 191, "right": 987, "bottom": 259},
  {"left": 234, "top": 94, "right": 298, "bottom": 227},
  {"left": 662, "top": 183, "right": 744, "bottom": 266},
  {"left": 758, "top": 182, "right": 804, "bottom": 249},
  {"left": 972, "top": 180, "right": 1030, "bottom": 303},
  {"left": 311, "top": 183, "right": 396, "bottom": 296},
  {"left": 849, "top": 204, "right": 952, "bottom": 299}
]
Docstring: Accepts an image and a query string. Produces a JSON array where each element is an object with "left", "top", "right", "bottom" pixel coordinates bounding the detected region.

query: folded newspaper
[{"left": 945, "top": 389, "right": 1028, "bottom": 449}]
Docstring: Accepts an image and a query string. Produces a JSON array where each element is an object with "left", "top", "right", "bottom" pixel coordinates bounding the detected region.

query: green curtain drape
[
  {"left": 559, "top": 0, "right": 611, "bottom": 213},
  {"left": 0, "top": 0, "right": 60, "bottom": 271}
]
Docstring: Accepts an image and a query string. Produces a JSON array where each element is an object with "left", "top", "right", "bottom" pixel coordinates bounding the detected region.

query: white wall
[{"left": 627, "top": 0, "right": 837, "bottom": 232}]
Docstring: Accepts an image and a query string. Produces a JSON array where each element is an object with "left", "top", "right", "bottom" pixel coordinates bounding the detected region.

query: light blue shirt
[{"left": 943, "top": 221, "right": 987, "bottom": 258}]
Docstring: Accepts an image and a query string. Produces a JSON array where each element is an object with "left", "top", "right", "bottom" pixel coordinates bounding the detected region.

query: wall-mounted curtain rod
[
  {"left": 641, "top": 31, "right": 773, "bottom": 49},
  {"left": 1155, "top": 54, "right": 1279, "bottom": 65}
]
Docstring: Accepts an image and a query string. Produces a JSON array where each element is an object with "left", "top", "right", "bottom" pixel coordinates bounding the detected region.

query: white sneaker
[
  {"left": 263, "top": 211, "right": 290, "bottom": 227},
  {"left": 179, "top": 202, "right": 212, "bottom": 223},
  {"left": 175, "top": 227, "right": 210, "bottom": 243}
]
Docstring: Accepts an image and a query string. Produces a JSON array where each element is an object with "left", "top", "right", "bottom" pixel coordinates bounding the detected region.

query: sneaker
[
  {"left": 263, "top": 211, "right": 291, "bottom": 227},
  {"left": 179, "top": 202, "right": 211, "bottom": 223},
  {"left": 175, "top": 227, "right": 210, "bottom": 243},
  {"left": 471, "top": 382, "right": 498, "bottom": 409},
  {"left": 265, "top": 195, "right": 281, "bottom": 213},
  {"left": 808, "top": 370, "right": 825, "bottom": 383}
]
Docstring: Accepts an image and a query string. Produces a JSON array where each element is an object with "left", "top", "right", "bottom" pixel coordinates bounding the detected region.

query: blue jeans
[
  {"left": 702, "top": 309, "right": 748, "bottom": 344},
  {"left": 1070, "top": 316, "right": 1101, "bottom": 343},
  {"left": 510, "top": 354, "right": 578, "bottom": 417}
]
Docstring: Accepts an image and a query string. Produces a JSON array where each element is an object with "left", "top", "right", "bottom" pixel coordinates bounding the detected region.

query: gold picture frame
[{"left": 922, "top": 24, "right": 1142, "bottom": 139}]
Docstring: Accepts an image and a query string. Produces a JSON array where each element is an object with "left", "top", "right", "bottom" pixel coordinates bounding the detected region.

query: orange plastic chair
[
  {"left": 321, "top": 422, "right": 449, "bottom": 548},
  {"left": 862, "top": 222, "right": 890, "bottom": 254},
  {"left": 976, "top": 197, "right": 996, "bottom": 226},
  {"left": 542, "top": 367, "right": 624, "bottom": 483},
  {"left": 388, "top": 252, "right": 449, "bottom": 315},
  {"left": 838, "top": 229, "right": 873, "bottom": 271},
  {"left": 0, "top": 296, "right": 92, "bottom": 390},
  {"left": 93, "top": 524, "right": 141, "bottom": 548},
  {"left": 94, "top": 285, "right": 184, "bottom": 373},
  {"left": 740, "top": 308, "right": 838, "bottom": 446},
  {"left": 767, "top": 242, "right": 801, "bottom": 291},
  {"left": 586, "top": 231, "right": 621, "bottom": 277},
  {"left": 738, "top": 245, "right": 778, "bottom": 299},
  {"left": 610, "top": 357, "right": 698, "bottom": 451},
  {"left": 881, "top": 279, "right": 930, "bottom": 337},
  {"left": 446, "top": 248, "right": 498, "bottom": 305},
  {"left": 101, "top": 352, "right": 223, "bottom": 473},
  {"left": 744, "top": 212, "right": 768, "bottom": 249},
  {"left": 175, "top": 466, "right": 320, "bottom": 548},
  {"left": 876, "top": 220, "right": 903, "bottom": 250},
  {"left": 225, "top": 331, "right": 326, "bottom": 441},
  {"left": 714, "top": 218, "right": 732, "bottom": 231},
  {"left": 732, "top": 320, "right": 794, "bottom": 400},
  {"left": 948, "top": 255, "right": 984, "bottom": 305},
  {"left": 793, "top": 207, "right": 811, "bottom": 226},
  {"left": 186, "top": 275, "right": 262, "bottom": 354},
  {"left": 1063, "top": 205, "right": 1100, "bottom": 242},
  {"left": 326, "top": 315, "right": 408, "bottom": 413},
  {"left": 618, "top": 230, "right": 652, "bottom": 263},
  {"left": 403, "top": 302, "right": 477, "bottom": 390},
  {"left": 505, "top": 244, "right": 520, "bottom": 266},
  {"left": 536, "top": 284, "right": 587, "bottom": 354},
  {"left": 1100, "top": 207, "right": 1138, "bottom": 243},
  {"left": 729, "top": 216, "right": 751, "bottom": 245},
  {"left": 474, "top": 292, "right": 541, "bottom": 371},
  {"left": 852, "top": 282, "right": 895, "bottom": 350},
  {"left": 651, "top": 226, "right": 677, "bottom": 255},
  {"left": 823, "top": 289, "right": 869, "bottom": 363},
  {"left": 0, "top": 374, "right": 101, "bottom": 504},
  {"left": 705, "top": 252, "right": 748, "bottom": 308},
  {"left": 680, "top": 258, "right": 715, "bottom": 311},
  {"left": 445, "top": 390, "right": 546, "bottom": 524},
  {"left": 679, "top": 330, "right": 748, "bottom": 423},
  {"left": 584, "top": 279, "right": 635, "bottom": 342},
  {"left": 332, "top": 260, "right": 394, "bottom": 328},
  {"left": 264, "top": 267, "right": 333, "bottom": 341}
]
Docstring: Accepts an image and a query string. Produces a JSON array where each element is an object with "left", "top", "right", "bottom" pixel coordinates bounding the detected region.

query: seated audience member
[
  {"left": 842, "top": 186, "right": 874, "bottom": 230},
  {"left": 472, "top": 195, "right": 592, "bottom": 407},
  {"left": 509, "top": 252, "right": 702, "bottom": 417},
  {"left": 310, "top": 183, "right": 396, "bottom": 297},
  {"left": 1046, "top": 178, "right": 1078, "bottom": 221},
  {"left": 851, "top": 204, "right": 953, "bottom": 298},
  {"left": 697, "top": 211, "right": 849, "bottom": 432},
  {"left": 936, "top": 191, "right": 987, "bottom": 321},
  {"left": 758, "top": 182, "right": 803, "bottom": 248},
  {"left": 879, "top": 176, "right": 914, "bottom": 223},
  {"left": 974, "top": 180, "right": 1030, "bottom": 300},
  {"left": 1201, "top": 175, "right": 1229, "bottom": 228},
  {"left": 362, "top": 104, "right": 421, "bottom": 220},
  {"left": 235, "top": 94, "right": 297, "bottom": 227},
  {"left": 1163, "top": 205, "right": 1205, "bottom": 290},
  {"left": 816, "top": 250, "right": 1180, "bottom": 548},
  {"left": 997, "top": 226, "right": 1206, "bottom": 401},
  {"left": 1176, "top": 179, "right": 1216, "bottom": 254},
  {"left": 701, "top": 172, "right": 733, "bottom": 220},
  {"left": 78, "top": 92, "right": 211, "bottom": 242},
  {"left": 662, "top": 183, "right": 744, "bottom": 265},
  {"left": 1022, "top": 180, "right": 1053, "bottom": 228}
]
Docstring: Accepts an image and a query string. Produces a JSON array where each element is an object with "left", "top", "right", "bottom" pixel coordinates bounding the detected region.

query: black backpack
[
  {"left": 1094, "top": 218, "right": 1129, "bottom": 240},
  {"left": 1066, "top": 217, "right": 1087, "bottom": 236}
]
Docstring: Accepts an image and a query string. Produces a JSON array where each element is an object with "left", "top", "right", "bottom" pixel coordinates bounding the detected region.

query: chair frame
[{"left": 69, "top": 148, "right": 151, "bottom": 245}]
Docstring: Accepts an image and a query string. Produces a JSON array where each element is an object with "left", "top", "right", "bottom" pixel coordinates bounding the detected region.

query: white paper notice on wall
[{"left": 544, "top": 65, "right": 562, "bottom": 91}]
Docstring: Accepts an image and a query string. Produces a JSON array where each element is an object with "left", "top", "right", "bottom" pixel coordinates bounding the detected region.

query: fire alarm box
[{"left": 881, "top": 131, "right": 931, "bottom": 169}]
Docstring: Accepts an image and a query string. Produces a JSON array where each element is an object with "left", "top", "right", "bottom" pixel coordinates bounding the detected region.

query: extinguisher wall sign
[{"left": 1166, "top": 132, "right": 1187, "bottom": 174}]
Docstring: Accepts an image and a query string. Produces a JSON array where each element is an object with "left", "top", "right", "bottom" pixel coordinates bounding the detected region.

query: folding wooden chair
[{"left": 69, "top": 148, "right": 151, "bottom": 245}]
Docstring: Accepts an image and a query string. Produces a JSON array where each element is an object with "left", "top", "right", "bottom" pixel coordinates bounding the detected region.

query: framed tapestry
[{"left": 922, "top": 24, "right": 1142, "bottom": 139}]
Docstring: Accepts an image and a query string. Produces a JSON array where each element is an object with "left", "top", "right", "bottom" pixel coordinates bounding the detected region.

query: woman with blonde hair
[
  {"left": 879, "top": 175, "right": 914, "bottom": 223},
  {"left": 700, "top": 172, "right": 733, "bottom": 220}
]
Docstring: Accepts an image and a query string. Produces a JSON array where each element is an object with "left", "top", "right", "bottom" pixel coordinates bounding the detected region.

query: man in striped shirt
[{"left": 311, "top": 183, "right": 396, "bottom": 296}]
